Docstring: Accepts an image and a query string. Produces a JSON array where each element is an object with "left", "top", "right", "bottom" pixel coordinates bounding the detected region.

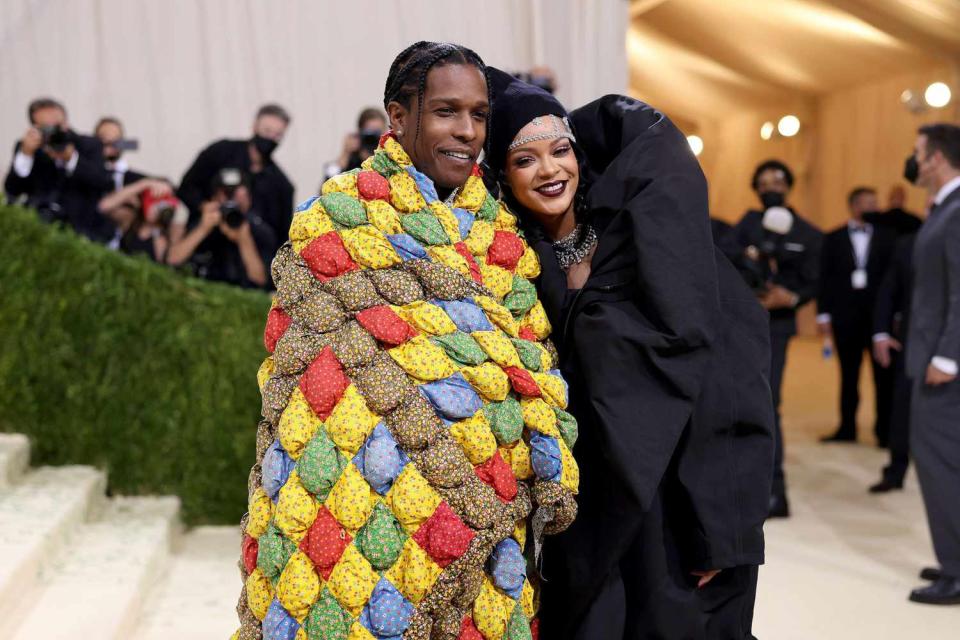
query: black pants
[
  {"left": 833, "top": 329, "right": 894, "bottom": 444},
  {"left": 769, "top": 330, "right": 790, "bottom": 499},
  {"left": 881, "top": 349, "right": 912, "bottom": 484}
]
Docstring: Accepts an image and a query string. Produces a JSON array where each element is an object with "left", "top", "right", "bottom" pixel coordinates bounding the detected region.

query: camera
[
  {"left": 217, "top": 168, "right": 246, "bottom": 228},
  {"left": 740, "top": 207, "right": 794, "bottom": 292},
  {"left": 359, "top": 128, "right": 381, "bottom": 155},
  {"left": 39, "top": 125, "right": 74, "bottom": 151},
  {"left": 140, "top": 191, "right": 183, "bottom": 228},
  {"left": 112, "top": 138, "right": 139, "bottom": 152}
]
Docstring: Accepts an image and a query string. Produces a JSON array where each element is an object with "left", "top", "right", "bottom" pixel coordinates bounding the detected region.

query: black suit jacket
[
  {"left": 873, "top": 234, "right": 915, "bottom": 341},
  {"left": 864, "top": 208, "right": 922, "bottom": 236},
  {"left": 4, "top": 134, "right": 115, "bottom": 242},
  {"left": 818, "top": 223, "right": 897, "bottom": 334}
]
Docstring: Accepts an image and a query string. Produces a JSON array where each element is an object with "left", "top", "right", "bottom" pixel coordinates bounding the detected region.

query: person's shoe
[
  {"left": 820, "top": 430, "right": 857, "bottom": 443},
  {"left": 869, "top": 479, "right": 903, "bottom": 493},
  {"left": 909, "top": 576, "right": 960, "bottom": 605},
  {"left": 920, "top": 567, "right": 943, "bottom": 582},
  {"left": 768, "top": 493, "right": 790, "bottom": 519}
]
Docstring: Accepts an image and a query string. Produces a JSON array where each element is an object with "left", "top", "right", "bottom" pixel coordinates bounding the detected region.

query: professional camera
[
  {"left": 217, "top": 168, "right": 246, "bottom": 228},
  {"left": 140, "top": 190, "right": 183, "bottom": 228},
  {"left": 39, "top": 125, "right": 75, "bottom": 151},
  {"left": 739, "top": 206, "right": 794, "bottom": 292}
]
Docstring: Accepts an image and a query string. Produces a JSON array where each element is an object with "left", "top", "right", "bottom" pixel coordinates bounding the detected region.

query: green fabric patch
[
  {"left": 296, "top": 428, "right": 347, "bottom": 501},
  {"left": 510, "top": 338, "right": 543, "bottom": 372},
  {"left": 256, "top": 524, "right": 297, "bottom": 583},
  {"left": 354, "top": 501, "right": 408, "bottom": 571},
  {"left": 484, "top": 396, "right": 524, "bottom": 445},
  {"left": 430, "top": 332, "right": 488, "bottom": 366},
  {"left": 401, "top": 210, "right": 451, "bottom": 246},
  {"left": 371, "top": 149, "right": 401, "bottom": 177},
  {"left": 504, "top": 603, "right": 533, "bottom": 640},
  {"left": 503, "top": 277, "right": 537, "bottom": 318},
  {"left": 554, "top": 407, "right": 579, "bottom": 450},
  {"left": 477, "top": 193, "right": 499, "bottom": 221},
  {"left": 304, "top": 588, "right": 352, "bottom": 640},
  {"left": 321, "top": 191, "right": 367, "bottom": 229}
]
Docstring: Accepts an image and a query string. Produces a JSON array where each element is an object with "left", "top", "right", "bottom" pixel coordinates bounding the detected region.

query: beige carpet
[{"left": 753, "top": 337, "right": 960, "bottom": 638}]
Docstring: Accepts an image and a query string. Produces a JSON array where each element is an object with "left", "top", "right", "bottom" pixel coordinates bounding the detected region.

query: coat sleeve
[
  {"left": 795, "top": 226, "right": 823, "bottom": 306},
  {"left": 68, "top": 137, "right": 113, "bottom": 193},
  {"left": 177, "top": 142, "right": 221, "bottom": 217},
  {"left": 817, "top": 233, "right": 836, "bottom": 318}
]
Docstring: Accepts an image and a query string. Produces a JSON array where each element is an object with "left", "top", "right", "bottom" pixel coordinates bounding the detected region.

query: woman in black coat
[{"left": 484, "top": 70, "right": 775, "bottom": 639}]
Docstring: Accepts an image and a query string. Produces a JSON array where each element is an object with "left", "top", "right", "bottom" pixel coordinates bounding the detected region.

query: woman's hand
[{"left": 691, "top": 568, "right": 721, "bottom": 588}]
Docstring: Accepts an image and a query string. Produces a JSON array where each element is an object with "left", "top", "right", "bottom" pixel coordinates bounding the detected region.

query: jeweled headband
[{"left": 507, "top": 114, "right": 577, "bottom": 151}]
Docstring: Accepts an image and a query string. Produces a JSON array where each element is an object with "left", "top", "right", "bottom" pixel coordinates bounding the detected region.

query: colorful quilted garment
[{"left": 233, "top": 133, "right": 578, "bottom": 640}]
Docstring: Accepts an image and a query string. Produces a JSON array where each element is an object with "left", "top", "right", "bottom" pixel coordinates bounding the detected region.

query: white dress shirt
[
  {"left": 816, "top": 220, "right": 872, "bottom": 326},
  {"left": 13, "top": 149, "right": 79, "bottom": 177}
]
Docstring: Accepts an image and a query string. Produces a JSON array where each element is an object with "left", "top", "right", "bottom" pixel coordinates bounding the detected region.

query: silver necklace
[
  {"left": 552, "top": 223, "right": 597, "bottom": 270},
  {"left": 442, "top": 187, "right": 460, "bottom": 208}
]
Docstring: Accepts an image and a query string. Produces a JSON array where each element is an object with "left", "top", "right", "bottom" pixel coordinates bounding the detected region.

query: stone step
[
  {"left": 0, "top": 465, "right": 107, "bottom": 623},
  {"left": 0, "top": 433, "right": 30, "bottom": 488},
  {"left": 6, "top": 495, "right": 181, "bottom": 640},
  {"left": 133, "top": 526, "right": 241, "bottom": 640}
]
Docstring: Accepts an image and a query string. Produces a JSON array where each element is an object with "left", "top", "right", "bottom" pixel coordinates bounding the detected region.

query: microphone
[{"left": 761, "top": 206, "right": 794, "bottom": 235}]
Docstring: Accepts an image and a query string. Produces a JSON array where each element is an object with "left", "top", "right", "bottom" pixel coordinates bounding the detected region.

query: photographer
[
  {"left": 4, "top": 97, "right": 115, "bottom": 242},
  {"left": 322, "top": 107, "right": 387, "bottom": 181},
  {"left": 168, "top": 169, "right": 273, "bottom": 289},
  {"left": 94, "top": 116, "right": 146, "bottom": 191},
  {"left": 733, "top": 159, "right": 822, "bottom": 518},
  {"left": 178, "top": 104, "right": 293, "bottom": 246},
  {"left": 97, "top": 177, "right": 187, "bottom": 262}
]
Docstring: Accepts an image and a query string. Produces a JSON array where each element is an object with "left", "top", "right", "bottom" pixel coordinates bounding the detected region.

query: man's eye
[
  {"left": 472, "top": 111, "right": 488, "bottom": 120},
  {"left": 435, "top": 108, "right": 454, "bottom": 116}
]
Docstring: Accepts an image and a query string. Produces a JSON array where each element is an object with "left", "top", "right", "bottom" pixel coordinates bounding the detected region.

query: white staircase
[{"left": 0, "top": 433, "right": 239, "bottom": 640}]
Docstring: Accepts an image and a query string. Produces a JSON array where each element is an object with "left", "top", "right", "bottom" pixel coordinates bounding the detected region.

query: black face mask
[
  {"left": 903, "top": 154, "right": 919, "bottom": 184},
  {"left": 104, "top": 153, "right": 120, "bottom": 164},
  {"left": 760, "top": 191, "right": 785, "bottom": 209},
  {"left": 252, "top": 135, "right": 279, "bottom": 160}
]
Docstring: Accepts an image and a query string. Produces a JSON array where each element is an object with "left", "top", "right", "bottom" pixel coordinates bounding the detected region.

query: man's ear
[{"left": 386, "top": 101, "right": 409, "bottom": 138}]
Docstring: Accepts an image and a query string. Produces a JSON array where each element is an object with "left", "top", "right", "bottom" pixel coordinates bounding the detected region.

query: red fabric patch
[
  {"left": 263, "top": 307, "right": 292, "bottom": 354},
  {"left": 459, "top": 615, "right": 484, "bottom": 640},
  {"left": 356, "top": 305, "right": 418, "bottom": 346},
  {"left": 530, "top": 618, "right": 540, "bottom": 640},
  {"left": 504, "top": 366, "right": 542, "bottom": 398},
  {"left": 471, "top": 164, "right": 484, "bottom": 178},
  {"left": 379, "top": 131, "right": 396, "bottom": 148},
  {"left": 300, "top": 231, "right": 358, "bottom": 282},
  {"left": 242, "top": 534, "right": 259, "bottom": 575},
  {"left": 300, "top": 346, "right": 350, "bottom": 420},
  {"left": 299, "top": 505, "right": 352, "bottom": 580},
  {"left": 518, "top": 326, "right": 538, "bottom": 343},
  {"left": 454, "top": 242, "right": 483, "bottom": 284},
  {"left": 357, "top": 170, "right": 391, "bottom": 201},
  {"left": 411, "top": 501, "right": 475, "bottom": 568},
  {"left": 486, "top": 231, "right": 525, "bottom": 272},
  {"left": 474, "top": 451, "right": 518, "bottom": 503}
]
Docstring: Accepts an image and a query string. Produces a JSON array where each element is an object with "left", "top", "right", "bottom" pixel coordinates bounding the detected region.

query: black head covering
[{"left": 486, "top": 67, "right": 570, "bottom": 178}]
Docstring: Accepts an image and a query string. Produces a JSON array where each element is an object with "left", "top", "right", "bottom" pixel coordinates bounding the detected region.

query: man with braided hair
[{"left": 233, "top": 42, "right": 578, "bottom": 640}]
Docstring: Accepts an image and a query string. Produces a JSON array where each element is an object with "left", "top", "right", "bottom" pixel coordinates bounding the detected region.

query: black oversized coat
[{"left": 527, "top": 96, "right": 775, "bottom": 631}]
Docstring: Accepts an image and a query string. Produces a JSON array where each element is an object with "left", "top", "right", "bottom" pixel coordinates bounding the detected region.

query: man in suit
[
  {"left": 905, "top": 123, "right": 960, "bottom": 605},
  {"left": 869, "top": 233, "right": 917, "bottom": 492},
  {"left": 817, "top": 187, "right": 897, "bottom": 445},
  {"left": 4, "top": 97, "right": 115, "bottom": 242},
  {"left": 733, "top": 159, "right": 823, "bottom": 518}
]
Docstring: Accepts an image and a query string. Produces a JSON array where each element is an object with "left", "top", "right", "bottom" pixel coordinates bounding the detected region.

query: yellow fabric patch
[
  {"left": 325, "top": 384, "right": 379, "bottom": 457},
  {"left": 326, "top": 544, "right": 379, "bottom": 617},
  {"left": 384, "top": 537, "right": 442, "bottom": 605},
  {"left": 394, "top": 301, "right": 457, "bottom": 336},
  {"left": 245, "top": 568, "right": 274, "bottom": 621},
  {"left": 388, "top": 172, "right": 426, "bottom": 213},
  {"left": 276, "top": 550, "right": 321, "bottom": 621},
  {"left": 257, "top": 357, "right": 275, "bottom": 393},
  {"left": 274, "top": 471, "right": 319, "bottom": 543},
  {"left": 383, "top": 136, "right": 413, "bottom": 167},
  {"left": 474, "top": 296, "right": 519, "bottom": 337},
  {"left": 278, "top": 387, "right": 323, "bottom": 460},
  {"left": 478, "top": 262, "right": 513, "bottom": 300},
  {"left": 385, "top": 465, "right": 442, "bottom": 533},
  {"left": 460, "top": 362, "right": 511, "bottom": 402},
  {"left": 500, "top": 440, "right": 533, "bottom": 481},
  {"left": 515, "top": 245, "right": 541, "bottom": 279},
  {"left": 464, "top": 219, "right": 495, "bottom": 256},
  {"left": 340, "top": 225, "right": 402, "bottom": 269},
  {"left": 473, "top": 578, "right": 514, "bottom": 640},
  {"left": 533, "top": 342, "right": 553, "bottom": 370},
  {"left": 426, "top": 245, "right": 472, "bottom": 278},
  {"left": 289, "top": 207, "right": 335, "bottom": 254},
  {"left": 325, "top": 463, "right": 376, "bottom": 534},
  {"left": 322, "top": 172, "right": 359, "bottom": 198},
  {"left": 520, "top": 398, "right": 560, "bottom": 436},
  {"left": 295, "top": 628, "right": 308, "bottom": 640},
  {"left": 387, "top": 334, "right": 457, "bottom": 381},
  {"left": 521, "top": 301, "right": 552, "bottom": 340},
  {"left": 513, "top": 518, "right": 527, "bottom": 551},
  {"left": 472, "top": 331, "right": 523, "bottom": 368},
  {"left": 493, "top": 205, "right": 519, "bottom": 232},
  {"left": 348, "top": 621, "right": 377, "bottom": 640},
  {"left": 429, "top": 201, "right": 463, "bottom": 244},
  {"left": 533, "top": 372, "right": 568, "bottom": 409},
  {"left": 559, "top": 439, "right": 580, "bottom": 493},
  {"left": 521, "top": 579, "right": 536, "bottom": 618},
  {"left": 364, "top": 199, "right": 404, "bottom": 235},
  {"left": 246, "top": 487, "right": 273, "bottom": 538},
  {"left": 453, "top": 175, "right": 486, "bottom": 211},
  {"left": 450, "top": 411, "right": 498, "bottom": 464}
]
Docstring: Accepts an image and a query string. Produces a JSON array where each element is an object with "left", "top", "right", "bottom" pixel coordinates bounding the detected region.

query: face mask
[
  {"left": 760, "top": 191, "right": 785, "bottom": 209},
  {"left": 252, "top": 135, "right": 278, "bottom": 159},
  {"left": 903, "top": 154, "right": 919, "bottom": 184}
]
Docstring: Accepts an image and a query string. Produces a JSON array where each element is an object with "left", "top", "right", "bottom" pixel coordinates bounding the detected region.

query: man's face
[
  {"left": 755, "top": 168, "right": 790, "bottom": 196},
  {"left": 31, "top": 106, "right": 66, "bottom": 130},
  {"left": 359, "top": 116, "right": 387, "bottom": 135},
  {"left": 96, "top": 121, "right": 124, "bottom": 162},
  {"left": 913, "top": 135, "right": 939, "bottom": 190},
  {"left": 850, "top": 192, "right": 878, "bottom": 218},
  {"left": 253, "top": 114, "right": 287, "bottom": 143}
]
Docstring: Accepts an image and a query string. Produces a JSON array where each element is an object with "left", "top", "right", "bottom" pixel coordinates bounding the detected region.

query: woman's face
[
  {"left": 503, "top": 120, "right": 579, "bottom": 220},
  {"left": 388, "top": 64, "right": 489, "bottom": 190}
]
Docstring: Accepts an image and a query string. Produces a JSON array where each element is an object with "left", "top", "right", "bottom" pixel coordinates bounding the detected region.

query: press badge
[{"left": 851, "top": 269, "right": 868, "bottom": 290}]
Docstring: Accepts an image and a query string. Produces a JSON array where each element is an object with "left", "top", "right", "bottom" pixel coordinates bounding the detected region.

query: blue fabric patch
[
  {"left": 452, "top": 207, "right": 475, "bottom": 239},
  {"left": 263, "top": 598, "right": 300, "bottom": 640},
  {"left": 530, "top": 433, "right": 562, "bottom": 482},
  {"left": 262, "top": 440, "right": 295, "bottom": 502},
  {"left": 433, "top": 298, "right": 494, "bottom": 333},
  {"left": 405, "top": 166, "right": 439, "bottom": 204},
  {"left": 359, "top": 577, "right": 415, "bottom": 638},
  {"left": 353, "top": 422, "right": 409, "bottom": 495},
  {"left": 295, "top": 195, "right": 319, "bottom": 212},
  {"left": 489, "top": 538, "right": 526, "bottom": 599},
  {"left": 419, "top": 373, "right": 483, "bottom": 420},
  {"left": 388, "top": 234, "right": 430, "bottom": 261}
]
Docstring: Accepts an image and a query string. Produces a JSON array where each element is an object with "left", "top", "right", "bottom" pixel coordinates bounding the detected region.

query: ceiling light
[
  {"left": 687, "top": 135, "right": 703, "bottom": 156},
  {"left": 925, "top": 82, "right": 952, "bottom": 108},
  {"left": 778, "top": 115, "right": 801, "bottom": 137},
  {"left": 760, "top": 121, "right": 775, "bottom": 140}
]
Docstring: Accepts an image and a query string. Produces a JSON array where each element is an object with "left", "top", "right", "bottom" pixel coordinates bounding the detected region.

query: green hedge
[{"left": 0, "top": 206, "right": 271, "bottom": 524}]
